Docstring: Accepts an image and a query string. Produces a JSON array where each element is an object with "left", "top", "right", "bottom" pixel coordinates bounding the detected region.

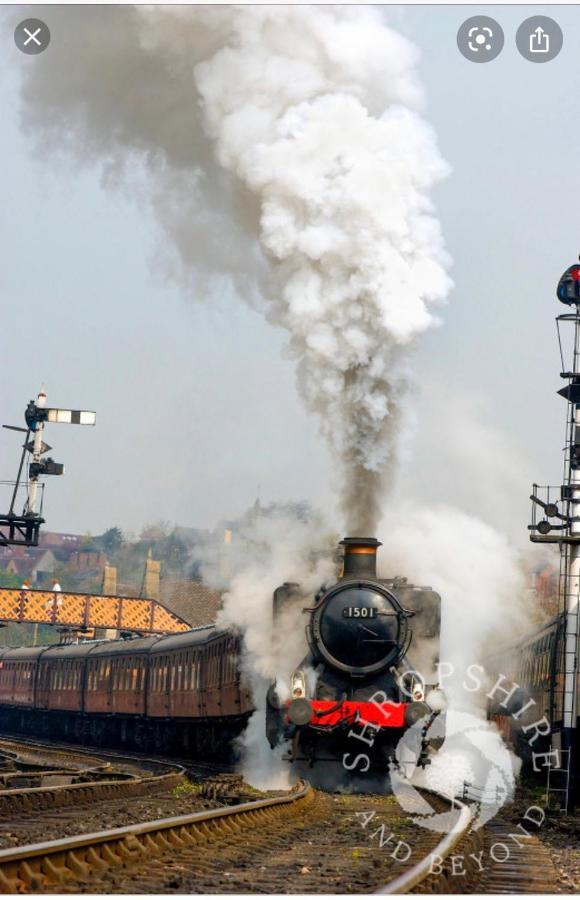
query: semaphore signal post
[
  {"left": 0, "top": 387, "right": 95, "bottom": 547},
  {"left": 529, "top": 259, "right": 580, "bottom": 811}
]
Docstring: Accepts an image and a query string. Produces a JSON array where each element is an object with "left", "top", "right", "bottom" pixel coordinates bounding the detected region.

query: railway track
[
  {"left": 476, "top": 821, "right": 564, "bottom": 894},
  {"left": 0, "top": 737, "right": 564, "bottom": 894},
  {"left": 378, "top": 794, "right": 563, "bottom": 895},
  {"left": 377, "top": 792, "right": 479, "bottom": 894},
  {"left": 0, "top": 777, "right": 479, "bottom": 895},
  {"left": 0, "top": 737, "right": 185, "bottom": 820},
  {"left": 0, "top": 779, "right": 314, "bottom": 893},
  {"left": 0, "top": 731, "right": 230, "bottom": 779}
]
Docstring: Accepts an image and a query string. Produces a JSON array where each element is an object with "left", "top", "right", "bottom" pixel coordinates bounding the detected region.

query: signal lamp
[
  {"left": 557, "top": 263, "right": 580, "bottom": 305},
  {"left": 29, "top": 459, "right": 64, "bottom": 477}
]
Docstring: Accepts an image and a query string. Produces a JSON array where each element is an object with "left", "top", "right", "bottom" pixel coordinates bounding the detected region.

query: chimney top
[{"left": 340, "top": 537, "right": 382, "bottom": 578}]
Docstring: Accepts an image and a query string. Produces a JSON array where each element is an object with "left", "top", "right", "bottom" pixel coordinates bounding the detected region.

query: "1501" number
[{"left": 343, "top": 606, "right": 376, "bottom": 618}]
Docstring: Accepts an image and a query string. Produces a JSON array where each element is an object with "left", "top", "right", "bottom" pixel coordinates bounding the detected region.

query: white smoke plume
[
  {"left": 207, "top": 505, "right": 335, "bottom": 687},
  {"left": 382, "top": 504, "right": 530, "bottom": 805},
  {"left": 15, "top": 5, "right": 452, "bottom": 535},
  {"left": 396, "top": 383, "right": 538, "bottom": 548},
  {"left": 201, "top": 503, "right": 336, "bottom": 787},
  {"left": 381, "top": 504, "right": 529, "bottom": 684}
]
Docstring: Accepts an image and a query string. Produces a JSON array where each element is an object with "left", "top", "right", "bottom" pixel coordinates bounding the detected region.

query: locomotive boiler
[{"left": 266, "top": 537, "right": 442, "bottom": 776}]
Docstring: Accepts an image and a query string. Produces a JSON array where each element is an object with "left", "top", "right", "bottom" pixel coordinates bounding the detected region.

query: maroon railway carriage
[{"left": 0, "top": 626, "right": 252, "bottom": 758}]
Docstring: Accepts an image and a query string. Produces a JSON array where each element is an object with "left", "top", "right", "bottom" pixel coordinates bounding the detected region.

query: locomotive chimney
[{"left": 340, "top": 537, "right": 382, "bottom": 578}]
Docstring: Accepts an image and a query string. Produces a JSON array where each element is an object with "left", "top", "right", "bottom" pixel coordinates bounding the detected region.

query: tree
[
  {"left": 80, "top": 531, "right": 94, "bottom": 548},
  {"left": 140, "top": 521, "right": 170, "bottom": 542},
  {"left": 101, "top": 527, "right": 124, "bottom": 555},
  {"left": 0, "top": 569, "right": 21, "bottom": 589}
]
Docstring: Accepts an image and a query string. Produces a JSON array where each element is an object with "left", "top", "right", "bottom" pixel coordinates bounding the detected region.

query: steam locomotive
[
  {"left": 0, "top": 536, "right": 442, "bottom": 779},
  {"left": 266, "top": 537, "right": 442, "bottom": 775}
]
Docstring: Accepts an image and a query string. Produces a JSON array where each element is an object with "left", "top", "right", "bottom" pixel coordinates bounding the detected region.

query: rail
[
  {"left": 0, "top": 738, "right": 184, "bottom": 817},
  {"left": 376, "top": 791, "right": 478, "bottom": 894},
  {"left": 0, "top": 779, "right": 312, "bottom": 892}
]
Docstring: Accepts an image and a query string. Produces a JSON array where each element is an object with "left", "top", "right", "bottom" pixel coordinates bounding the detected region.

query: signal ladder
[{"left": 545, "top": 747, "right": 572, "bottom": 814}]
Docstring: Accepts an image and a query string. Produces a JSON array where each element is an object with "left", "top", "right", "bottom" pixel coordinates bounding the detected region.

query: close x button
[{"left": 14, "top": 18, "right": 51, "bottom": 55}]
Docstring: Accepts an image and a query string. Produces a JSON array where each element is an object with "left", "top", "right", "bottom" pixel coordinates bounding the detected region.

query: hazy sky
[{"left": 1, "top": 5, "right": 577, "bottom": 545}]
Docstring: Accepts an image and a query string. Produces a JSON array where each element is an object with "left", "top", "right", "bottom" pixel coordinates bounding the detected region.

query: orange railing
[{"left": 0, "top": 588, "right": 190, "bottom": 635}]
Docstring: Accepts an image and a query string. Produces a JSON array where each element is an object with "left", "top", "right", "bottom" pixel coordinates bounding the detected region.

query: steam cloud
[
  {"left": 16, "top": 5, "right": 452, "bottom": 535},
  {"left": 202, "top": 503, "right": 336, "bottom": 788},
  {"left": 383, "top": 504, "right": 529, "bottom": 809}
]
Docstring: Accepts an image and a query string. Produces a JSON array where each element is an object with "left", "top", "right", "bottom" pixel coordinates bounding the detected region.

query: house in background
[
  {"left": 39, "top": 532, "right": 83, "bottom": 551},
  {"left": 161, "top": 580, "right": 222, "bottom": 627},
  {"left": 5, "top": 549, "right": 58, "bottom": 587}
]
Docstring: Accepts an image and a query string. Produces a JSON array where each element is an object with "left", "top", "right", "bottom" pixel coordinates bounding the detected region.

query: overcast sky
[{"left": 0, "top": 5, "right": 577, "bottom": 546}]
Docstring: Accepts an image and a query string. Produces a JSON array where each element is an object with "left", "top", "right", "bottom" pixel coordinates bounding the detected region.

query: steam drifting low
[{"left": 17, "top": 5, "right": 452, "bottom": 534}]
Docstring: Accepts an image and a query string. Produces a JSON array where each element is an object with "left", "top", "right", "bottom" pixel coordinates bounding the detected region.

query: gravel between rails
[
  {"left": 0, "top": 783, "right": 238, "bottom": 851},
  {"left": 51, "top": 791, "right": 450, "bottom": 895},
  {"left": 474, "top": 781, "right": 578, "bottom": 894},
  {"left": 533, "top": 815, "right": 580, "bottom": 891}
]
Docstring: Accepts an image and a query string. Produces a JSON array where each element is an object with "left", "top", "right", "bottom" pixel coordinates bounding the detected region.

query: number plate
[{"left": 343, "top": 606, "right": 376, "bottom": 619}]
